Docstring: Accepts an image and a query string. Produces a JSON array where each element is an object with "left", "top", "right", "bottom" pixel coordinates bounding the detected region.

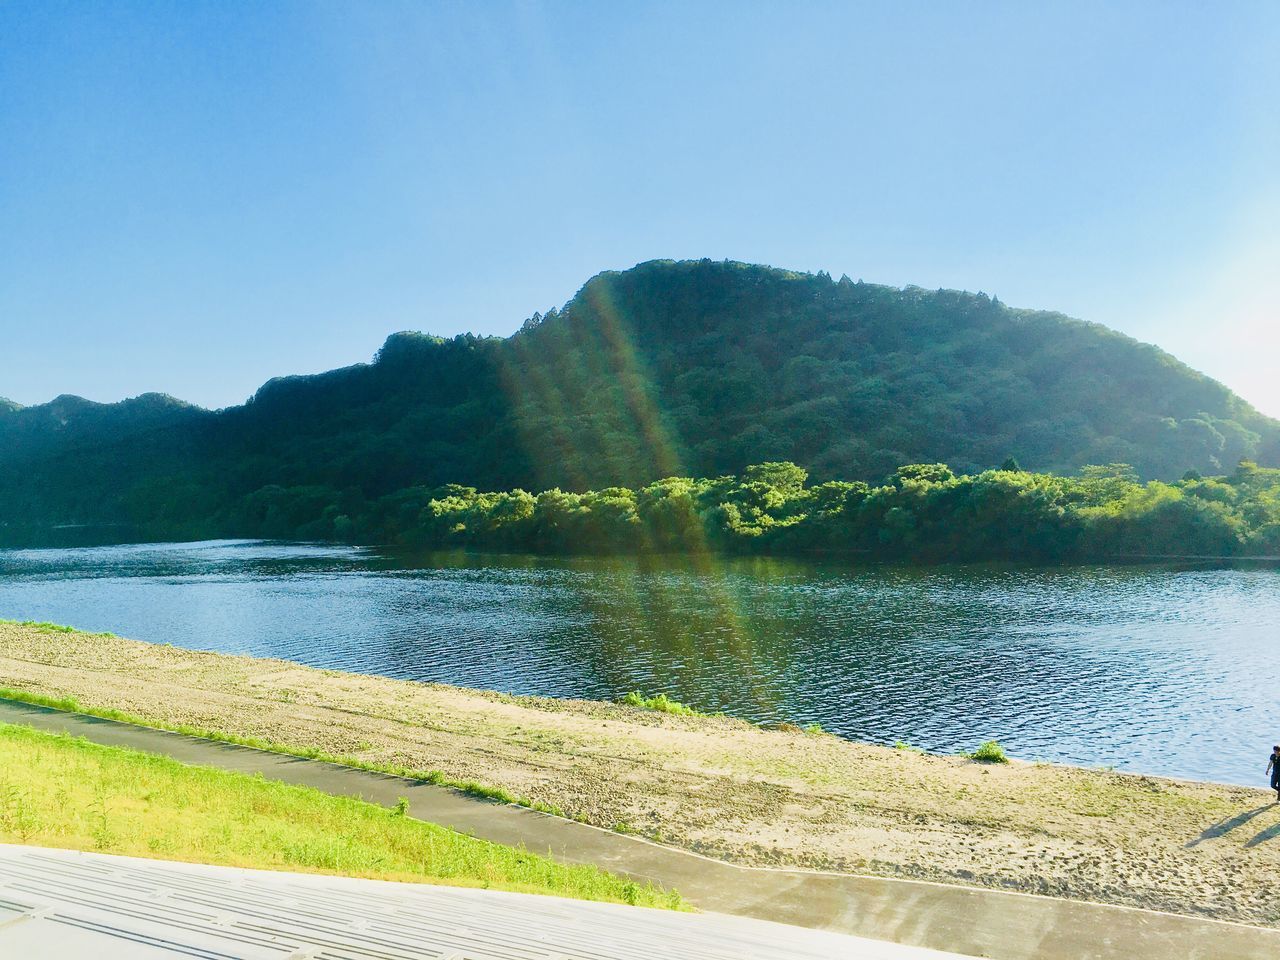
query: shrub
[
  {"left": 969, "top": 740, "right": 1009, "bottom": 763},
  {"left": 620, "top": 692, "right": 703, "bottom": 717}
]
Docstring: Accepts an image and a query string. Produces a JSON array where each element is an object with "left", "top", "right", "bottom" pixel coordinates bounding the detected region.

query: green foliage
[
  {"left": 1, "top": 782, "right": 41, "bottom": 841},
  {"left": 620, "top": 691, "right": 705, "bottom": 716},
  {"left": 7, "top": 438, "right": 1280, "bottom": 560},
  {"left": 2, "top": 260, "right": 1277, "bottom": 548},
  {"left": 282, "top": 459, "right": 1277, "bottom": 561},
  {"left": 970, "top": 740, "right": 1009, "bottom": 763},
  {"left": 16, "top": 621, "right": 78, "bottom": 633}
]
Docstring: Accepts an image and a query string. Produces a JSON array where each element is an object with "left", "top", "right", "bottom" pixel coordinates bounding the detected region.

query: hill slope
[
  {"left": 1, "top": 259, "right": 1277, "bottom": 541},
  {"left": 0, "top": 392, "right": 208, "bottom": 463}
]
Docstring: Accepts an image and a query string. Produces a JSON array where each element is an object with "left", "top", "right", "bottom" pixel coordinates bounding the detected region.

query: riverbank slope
[
  {"left": 2, "top": 621, "right": 1277, "bottom": 927},
  {"left": 0, "top": 721, "right": 679, "bottom": 907}
]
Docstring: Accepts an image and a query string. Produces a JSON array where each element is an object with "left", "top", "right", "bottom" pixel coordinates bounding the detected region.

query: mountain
[
  {"left": 2, "top": 259, "right": 1277, "bottom": 542},
  {"left": 0, "top": 393, "right": 209, "bottom": 463}
]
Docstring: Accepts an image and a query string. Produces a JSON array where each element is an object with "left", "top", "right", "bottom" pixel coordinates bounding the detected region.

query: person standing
[{"left": 1269, "top": 746, "right": 1280, "bottom": 802}]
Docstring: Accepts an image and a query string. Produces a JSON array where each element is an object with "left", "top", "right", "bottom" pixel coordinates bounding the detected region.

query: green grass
[
  {"left": 0, "top": 686, "right": 567, "bottom": 818},
  {"left": 619, "top": 691, "right": 705, "bottom": 717},
  {"left": 10, "top": 620, "right": 80, "bottom": 633},
  {"left": 0, "top": 722, "right": 684, "bottom": 909},
  {"left": 969, "top": 740, "right": 1009, "bottom": 764}
]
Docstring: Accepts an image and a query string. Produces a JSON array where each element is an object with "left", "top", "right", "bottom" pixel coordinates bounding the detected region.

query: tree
[
  {"left": 743, "top": 461, "right": 808, "bottom": 496},
  {"left": 892, "top": 463, "right": 955, "bottom": 487}
]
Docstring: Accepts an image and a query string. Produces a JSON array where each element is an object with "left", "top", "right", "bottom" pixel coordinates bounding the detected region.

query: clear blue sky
[{"left": 2, "top": 1, "right": 1277, "bottom": 414}]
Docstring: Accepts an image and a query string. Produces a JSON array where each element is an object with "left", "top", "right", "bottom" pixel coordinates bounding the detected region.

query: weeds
[
  {"left": 1, "top": 619, "right": 116, "bottom": 638},
  {"left": 15, "top": 620, "right": 78, "bottom": 633},
  {"left": 89, "top": 793, "right": 113, "bottom": 849},
  {"left": 969, "top": 740, "right": 1009, "bottom": 764},
  {"left": 620, "top": 691, "right": 704, "bottom": 717},
  {"left": 1, "top": 783, "right": 41, "bottom": 841}
]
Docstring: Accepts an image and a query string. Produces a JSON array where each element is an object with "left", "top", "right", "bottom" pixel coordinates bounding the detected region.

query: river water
[{"left": 0, "top": 539, "right": 1276, "bottom": 785}]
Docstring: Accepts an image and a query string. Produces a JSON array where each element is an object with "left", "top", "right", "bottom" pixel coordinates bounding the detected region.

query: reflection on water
[{"left": 0, "top": 539, "right": 1276, "bottom": 785}]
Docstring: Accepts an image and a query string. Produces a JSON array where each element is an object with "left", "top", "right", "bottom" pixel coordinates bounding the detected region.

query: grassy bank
[
  {"left": 2, "top": 620, "right": 1279, "bottom": 927},
  {"left": 0, "top": 721, "right": 681, "bottom": 908},
  {"left": 0, "top": 680, "right": 568, "bottom": 818}
]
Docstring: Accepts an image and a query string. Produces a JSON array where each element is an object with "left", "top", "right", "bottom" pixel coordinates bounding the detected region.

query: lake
[{"left": 0, "top": 539, "right": 1276, "bottom": 785}]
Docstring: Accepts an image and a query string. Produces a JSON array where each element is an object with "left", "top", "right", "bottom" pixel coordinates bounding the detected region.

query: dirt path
[{"left": 2, "top": 621, "right": 1278, "bottom": 927}]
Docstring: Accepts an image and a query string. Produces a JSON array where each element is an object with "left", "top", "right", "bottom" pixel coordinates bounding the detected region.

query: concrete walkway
[
  {"left": 2, "top": 698, "right": 1277, "bottom": 960},
  {"left": 0, "top": 844, "right": 958, "bottom": 960}
]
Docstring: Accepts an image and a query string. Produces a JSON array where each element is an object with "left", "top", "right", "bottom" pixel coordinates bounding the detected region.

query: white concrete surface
[{"left": 0, "top": 844, "right": 968, "bottom": 959}]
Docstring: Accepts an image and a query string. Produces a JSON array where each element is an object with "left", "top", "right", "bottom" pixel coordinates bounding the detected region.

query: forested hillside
[
  {"left": 2, "top": 259, "right": 1278, "bottom": 552},
  {"left": 0, "top": 393, "right": 208, "bottom": 463}
]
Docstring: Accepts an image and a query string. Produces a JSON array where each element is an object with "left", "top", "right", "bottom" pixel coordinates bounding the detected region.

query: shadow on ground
[
  {"left": 1186, "top": 805, "right": 1273, "bottom": 848},
  {"left": 1246, "top": 823, "right": 1280, "bottom": 848}
]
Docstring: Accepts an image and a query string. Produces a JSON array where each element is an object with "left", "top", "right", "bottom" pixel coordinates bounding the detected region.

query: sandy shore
[{"left": 2, "top": 621, "right": 1278, "bottom": 927}]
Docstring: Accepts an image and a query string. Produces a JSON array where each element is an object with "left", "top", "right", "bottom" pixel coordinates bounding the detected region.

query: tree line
[{"left": 141, "top": 458, "right": 1279, "bottom": 562}]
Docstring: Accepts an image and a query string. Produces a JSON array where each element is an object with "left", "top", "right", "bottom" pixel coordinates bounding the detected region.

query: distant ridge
[
  {"left": 1, "top": 258, "right": 1277, "bottom": 541},
  {"left": 0, "top": 392, "right": 208, "bottom": 464}
]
